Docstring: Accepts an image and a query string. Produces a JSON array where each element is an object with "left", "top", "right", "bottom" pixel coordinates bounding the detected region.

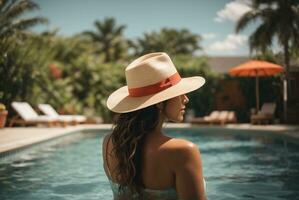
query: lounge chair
[
  {"left": 213, "top": 111, "right": 229, "bottom": 125},
  {"left": 251, "top": 103, "right": 276, "bottom": 124},
  {"left": 210, "top": 111, "right": 237, "bottom": 125},
  {"left": 9, "top": 102, "right": 59, "bottom": 127},
  {"left": 189, "top": 111, "right": 220, "bottom": 124},
  {"left": 190, "top": 110, "right": 237, "bottom": 125},
  {"left": 38, "top": 104, "right": 87, "bottom": 125},
  {"left": 227, "top": 111, "right": 237, "bottom": 124}
]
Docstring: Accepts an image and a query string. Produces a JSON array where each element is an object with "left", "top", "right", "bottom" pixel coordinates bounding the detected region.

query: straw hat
[{"left": 106, "top": 52, "right": 205, "bottom": 113}]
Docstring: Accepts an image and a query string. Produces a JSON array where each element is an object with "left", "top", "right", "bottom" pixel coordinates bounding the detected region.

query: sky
[{"left": 31, "top": 0, "right": 259, "bottom": 56}]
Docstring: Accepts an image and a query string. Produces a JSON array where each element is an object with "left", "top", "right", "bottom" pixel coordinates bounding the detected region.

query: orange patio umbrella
[{"left": 229, "top": 60, "right": 284, "bottom": 112}]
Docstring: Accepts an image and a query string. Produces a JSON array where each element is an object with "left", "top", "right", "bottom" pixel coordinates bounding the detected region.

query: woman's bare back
[
  {"left": 103, "top": 133, "right": 175, "bottom": 188},
  {"left": 103, "top": 132, "right": 206, "bottom": 200}
]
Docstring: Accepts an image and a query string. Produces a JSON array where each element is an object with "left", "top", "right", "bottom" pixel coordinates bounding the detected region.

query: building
[{"left": 207, "top": 56, "right": 299, "bottom": 124}]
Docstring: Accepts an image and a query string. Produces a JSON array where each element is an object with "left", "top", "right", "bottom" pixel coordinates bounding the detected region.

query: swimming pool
[{"left": 0, "top": 128, "right": 298, "bottom": 200}]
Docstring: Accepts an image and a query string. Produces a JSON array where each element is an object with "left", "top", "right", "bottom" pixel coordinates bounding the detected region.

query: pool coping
[{"left": 0, "top": 123, "right": 298, "bottom": 155}]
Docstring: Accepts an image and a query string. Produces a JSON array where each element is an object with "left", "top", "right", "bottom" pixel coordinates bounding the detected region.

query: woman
[{"left": 103, "top": 52, "right": 207, "bottom": 200}]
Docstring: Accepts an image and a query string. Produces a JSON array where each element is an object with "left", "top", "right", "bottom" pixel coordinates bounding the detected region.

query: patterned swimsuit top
[{"left": 104, "top": 136, "right": 206, "bottom": 200}]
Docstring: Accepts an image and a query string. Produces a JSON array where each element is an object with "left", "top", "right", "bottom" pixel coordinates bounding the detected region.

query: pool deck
[{"left": 0, "top": 123, "right": 298, "bottom": 154}]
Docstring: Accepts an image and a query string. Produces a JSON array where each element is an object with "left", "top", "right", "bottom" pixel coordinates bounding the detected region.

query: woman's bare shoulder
[
  {"left": 102, "top": 133, "right": 112, "bottom": 148},
  {"left": 162, "top": 138, "right": 201, "bottom": 160},
  {"left": 163, "top": 138, "right": 199, "bottom": 150},
  {"left": 103, "top": 133, "right": 111, "bottom": 139},
  {"left": 163, "top": 138, "right": 203, "bottom": 176}
]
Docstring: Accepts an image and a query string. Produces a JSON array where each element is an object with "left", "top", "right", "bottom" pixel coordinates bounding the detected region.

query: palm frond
[
  {"left": 81, "top": 31, "right": 100, "bottom": 41},
  {"left": 16, "top": 16, "right": 47, "bottom": 28},
  {"left": 0, "top": 0, "right": 14, "bottom": 12},
  {"left": 94, "top": 20, "right": 104, "bottom": 34},
  {"left": 114, "top": 25, "right": 126, "bottom": 36},
  {"left": 82, "top": 17, "right": 128, "bottom": 62},
  {"left": 253, "top": 0, "right": 277, "bottom": 6},
  {"left": 249, "top": 19, "right": 276, "bottom": 53},
  {"left": 235, "top": 10, "right": 261, "bottom": 33},
  {"left": 3, "top": 0, "right": 39, "bottom": 22},
  {"left": 0, "top": 17, "right": 47, "bottom": 37}
]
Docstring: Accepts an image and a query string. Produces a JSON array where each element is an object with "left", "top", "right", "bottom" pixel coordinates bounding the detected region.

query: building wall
[{"left": 214, "top": 80, "right": 246, "bottom": 110}]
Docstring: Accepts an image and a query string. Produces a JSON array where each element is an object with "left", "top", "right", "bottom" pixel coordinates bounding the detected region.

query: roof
[{"left": 207, "top": 56, "right": 250, "bottom": 74}]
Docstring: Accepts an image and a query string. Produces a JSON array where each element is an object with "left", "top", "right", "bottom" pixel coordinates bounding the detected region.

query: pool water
[{"left": 0, "top": 129, "right": 299, "bottom": 200}]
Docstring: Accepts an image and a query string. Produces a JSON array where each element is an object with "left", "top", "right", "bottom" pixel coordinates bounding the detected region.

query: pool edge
[{"left": 0, "top": 123, "right": 298, "bottom": 156}]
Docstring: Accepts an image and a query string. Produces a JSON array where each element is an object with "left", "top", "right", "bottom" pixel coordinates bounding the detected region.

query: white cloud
[
  {"left": 215, "top": 0, "right": 251, "bottom": 23},
  {"left": 202, "top": 33, "right": 217, "bottom": 40},
  {"left": 208, "top": 34, "right": 248, "bottom": 51}
]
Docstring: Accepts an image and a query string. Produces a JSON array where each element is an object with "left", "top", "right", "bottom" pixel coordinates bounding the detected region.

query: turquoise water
[{"left": 0, "top": 129, "right": 299, "bottom": 200}]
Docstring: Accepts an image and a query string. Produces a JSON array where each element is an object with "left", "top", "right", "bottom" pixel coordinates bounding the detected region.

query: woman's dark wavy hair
[{"left": 110, "top": 103, "right": 164, "bottom": 196}]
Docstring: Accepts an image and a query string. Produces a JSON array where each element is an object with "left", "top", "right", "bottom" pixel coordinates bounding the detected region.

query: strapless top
[{"left": 108, "top": 178, "right": 206, "bottom": 200}]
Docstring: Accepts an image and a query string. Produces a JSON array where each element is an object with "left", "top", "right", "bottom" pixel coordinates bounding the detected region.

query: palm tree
[
  {"left": 82, "top": 17, "right": 128, "bottom": 62},
  {"left": 0, "top": 0, "right": 48, "bottom": 41},
  {"left": 236, "top": 0, "right": 299, "bottom": 76},
  {"left": 235, "top": 0, "right": 299, "bottom": 121},
  {"left": 0, "top": 0, "right": 48, "bottom": 118},
  {"left": 131, "top": 28, "right": 201, "bottom": 56}
]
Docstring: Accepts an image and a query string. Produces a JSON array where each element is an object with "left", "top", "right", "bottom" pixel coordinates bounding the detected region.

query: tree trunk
[
  {"left": 283, "top": 37, "right": 290, "bottom": 123},
  {"left": 255, "top": 76, "right": 259, "bottom": 112},
  {"left": 284, "top": 39, "right": 290, "bottom": 80}
]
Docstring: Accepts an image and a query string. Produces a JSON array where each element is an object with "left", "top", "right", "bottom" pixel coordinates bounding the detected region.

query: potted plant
[{"left": 0, "top": 103, "right": 8, "bottom": 128}]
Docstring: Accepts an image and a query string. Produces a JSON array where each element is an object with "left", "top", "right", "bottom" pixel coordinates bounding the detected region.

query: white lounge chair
[
  {"left": 10, "top": 102, "right": 58, "bottom": 127},
  {"left": 211, "top": 111, "right": 237, "bottom": 125},
  {"left": 251, "top": 103, "right": 276, "bottom": 124},
  {"left": 38, "top": 104, "right": 87, "bottom": 124},
  {"left": 189, "top": 111, "right": 219, "bottom": 124},
  {"left": 190, "top": 110, "right": 237, "bottom": 125},
  {"left": 227, "top": 111, "right": 237, "bottom": 124}
]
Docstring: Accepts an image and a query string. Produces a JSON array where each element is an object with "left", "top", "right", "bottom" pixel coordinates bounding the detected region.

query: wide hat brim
[{"left": 107, "top": 76, "right": 205, "bottom": 113}]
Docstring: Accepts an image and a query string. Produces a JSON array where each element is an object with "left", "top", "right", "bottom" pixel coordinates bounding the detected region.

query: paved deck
[
  {"left": 0, "top": 123, "right": 298, "bottom": 154},
  {"left": 0, "top": 124, "right": 112, "bottom": 154}
]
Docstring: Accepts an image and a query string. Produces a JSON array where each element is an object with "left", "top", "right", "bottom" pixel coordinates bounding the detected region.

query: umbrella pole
[
  {"left": 256, "top": 76, "right": 259, "bottom": 113},
  {"left": 283, "top": 78, "right": 288, "bottom": 122}
]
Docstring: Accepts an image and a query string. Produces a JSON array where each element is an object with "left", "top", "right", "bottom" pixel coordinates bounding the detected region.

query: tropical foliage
[
  {"left": 0, "top": 0, "right": 48, "bottom": 41},
  {"left": 0, "top": 0, "right": 48, "bottom": 117},
  {"left": 82, "top": 17, "right": 128, "bottom": 63},
  {"left": 235, "top": 0, "right": 299, "bottom": 77},
  {"left": 0, "top": 0, "right": 213, "bottom": 123},
  {"left": 130, "top": 28, "right": 201, "bottom": 56}
]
